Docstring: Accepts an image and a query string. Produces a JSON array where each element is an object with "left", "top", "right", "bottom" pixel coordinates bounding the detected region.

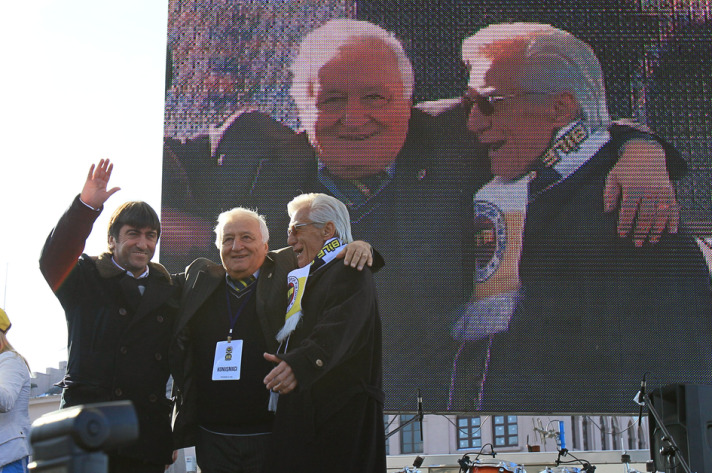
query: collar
[
  {"left": 225, "top": 269, "right": 260, "bottom": 289},
  {"left": 111, "top": 257, "right": 149, "bottom": 279},
  {"left": 94, "top": 252, "right": 172, "bottom": 283},
  {"left": 316, "top": 160, "right": 396, "bottom": 179},
  {"left": 317, "top": 161, "right": 395, "bottom": 208}
]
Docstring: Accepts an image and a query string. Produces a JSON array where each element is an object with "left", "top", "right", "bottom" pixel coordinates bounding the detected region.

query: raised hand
[{"left": 79, "top": 159, "right": 121, "bottom": 209}]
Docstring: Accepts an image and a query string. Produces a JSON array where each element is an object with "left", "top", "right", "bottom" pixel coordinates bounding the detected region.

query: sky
[{"left": 0, "top": 1, "right": 169, "bottom": 372}]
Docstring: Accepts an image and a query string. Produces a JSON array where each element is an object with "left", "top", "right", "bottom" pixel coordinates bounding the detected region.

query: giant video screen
[{"left": 161, "top": 0, "right": 712, "bottom": 413}]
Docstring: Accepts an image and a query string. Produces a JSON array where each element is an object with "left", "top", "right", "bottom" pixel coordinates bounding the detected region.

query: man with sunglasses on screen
[
  {"left": 162, "top": 18, "right": 686, "bottom": 412},
  {"left": 450, "top": 22, "right": 712, "bottom": 412}
]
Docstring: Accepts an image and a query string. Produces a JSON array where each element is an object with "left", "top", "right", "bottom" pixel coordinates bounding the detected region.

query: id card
[{"left": 212, "top": 340, "right": 243, "bottom": 380}]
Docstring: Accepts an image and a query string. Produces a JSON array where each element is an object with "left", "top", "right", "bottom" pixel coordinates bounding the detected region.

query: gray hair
[
  {"left": 462, "top": 22, "right": 610, "bottom": 132},
  {"left": 287, "top": 193, "right": 353, "bottom": 244},
  {"left": 290, "top": 18, "right": 414, "bottom": 129},
  {"left": 214, "top": 207, "right": 269, "bottom": 248}
]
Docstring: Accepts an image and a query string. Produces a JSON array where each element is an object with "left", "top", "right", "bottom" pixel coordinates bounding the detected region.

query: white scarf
[{"left": 275, "top": 238, "right": 343, "bottom": 343}]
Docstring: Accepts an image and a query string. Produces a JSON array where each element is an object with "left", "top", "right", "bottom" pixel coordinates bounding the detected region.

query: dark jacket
[
  {"left": 476, "top": 138, "right": 712, "bottom": 412},
  {"left": 39, "top": 196, "right": 179, "bottom": 465},
  {"left": 169, "top": 248, "right": 297, "bottom": 448},
  {"left": 263, "top": 258, "right": 385, "bottom": 473}
]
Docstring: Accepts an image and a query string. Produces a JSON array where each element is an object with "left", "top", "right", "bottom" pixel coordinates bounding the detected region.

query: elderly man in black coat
[
  {"left": 262, "top": 193, "right": 384, "bottom": 473},
  {"left": 169, "top": 206, "right": 375, "bottom": 473}
]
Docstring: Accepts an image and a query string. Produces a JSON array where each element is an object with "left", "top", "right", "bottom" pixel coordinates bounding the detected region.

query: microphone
[
  {"left": 637, "top": 374, "right": 647, "bottom": 428},
  {"left": 417, "top": 389, "right": 424, "bottom": 442},
  {"left": 558, "top": 421, "right": 566, "bottom": 451},
  {"left": 457, "top": 455, "right": 471, "bottom": 471}
]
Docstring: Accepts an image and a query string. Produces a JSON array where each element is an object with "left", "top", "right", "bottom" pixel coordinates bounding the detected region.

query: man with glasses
[
  {"left": 455, "top": 22, "right": 712, "bottom": 411},
  {"left": 262, "top": 193, "right": 385, "bottom": 472}
]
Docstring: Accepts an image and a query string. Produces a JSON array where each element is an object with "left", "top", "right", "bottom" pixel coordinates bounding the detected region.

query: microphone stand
[
  {"left": 385, "top": 413, "right": 421, "bottom": 439},
  {"left": 385, "top": 390, "right": 424, "bottom": 441},
  {"left": 642, "top": 390, "right": 693, "bottom": 473},
  {"left": 385, "top": 391, "right": 426, "bottom": 472}
]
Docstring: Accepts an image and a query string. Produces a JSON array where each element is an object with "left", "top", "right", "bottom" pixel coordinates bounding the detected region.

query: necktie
[{"left": 227, "top": 275, "right": 256, "bottom": 296}]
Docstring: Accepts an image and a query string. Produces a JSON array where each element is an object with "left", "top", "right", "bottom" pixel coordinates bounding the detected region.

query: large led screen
[{"left": 161, "top": 0, "right": 712, "bottom": 413}]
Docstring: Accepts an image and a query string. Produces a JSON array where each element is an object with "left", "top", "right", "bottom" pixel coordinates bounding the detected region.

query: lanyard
[{"left": 225, "top": 285, "right": 255, "bottom": 342}]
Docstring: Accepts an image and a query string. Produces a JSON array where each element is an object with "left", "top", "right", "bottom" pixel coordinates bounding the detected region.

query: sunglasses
[
  {"left": 462, "top": 92, "right": 550, "bottom": 117},
  {"left": 287, "top": 221, "right": 319, "bottom": 236}
]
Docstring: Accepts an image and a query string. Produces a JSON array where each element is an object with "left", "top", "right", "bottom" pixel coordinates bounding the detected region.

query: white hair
[
  {"left": 462, "top": 22, "right": 611, "bottom": 132},
  {"left": 287, "top": 193, "right": 353, "bottom": 244},
  {"left": 214, "top": 207, "right": 269, "bottom": 248},
  {"left": 290, "top": 18, "right": 414, "bottom": 129}
]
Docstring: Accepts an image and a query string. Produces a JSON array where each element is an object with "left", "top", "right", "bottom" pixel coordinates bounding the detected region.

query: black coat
[
  {"left": 475, "top": 139, "right": 712, "bottom": 412},
  {"left": 263, "top": 258, "right": 385, "bottom": 473},
  {"left": 40, "top": 196, "right": 179, "bottom": 465},
  {"left": 169, "top": 249, "right": 298, "bottom": 448}
]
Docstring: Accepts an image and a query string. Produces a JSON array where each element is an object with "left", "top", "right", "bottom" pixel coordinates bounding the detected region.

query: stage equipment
[
  {"left": 456, "top": 444, "right": 527, "bottom": 473},
  {"left": 28, "top": 401, "right": 139, "bottom": 473},
  {"left": 465, "top": 459, "right": 525, "bottom": 472},
  {"left": 398, "top": 455, "right": 424, "bottom": 473},
  {"left": 647, "top": 384, "right": 712, "bottom": 473}
]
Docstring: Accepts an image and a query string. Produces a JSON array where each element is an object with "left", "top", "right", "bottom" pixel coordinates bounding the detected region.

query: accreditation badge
[{"left": 212, "top": 340, "right": 243, "bottom": 380}]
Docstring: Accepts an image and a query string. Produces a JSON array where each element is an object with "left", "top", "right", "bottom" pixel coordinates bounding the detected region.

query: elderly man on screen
[
  {"left": 163, "top": 19, "right": 685, "bottom": 412},
  {"left": 454, "top": 22, "right": 712, "bottom": 412},
  {"left": 261, "top": 193, "right": 385, "bottom": 473}
]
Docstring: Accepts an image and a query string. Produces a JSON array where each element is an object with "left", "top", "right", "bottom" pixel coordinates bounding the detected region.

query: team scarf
[
  {"left": 275, "top": 238, "right": 343, "bottom": 343},
  {"left": 529, "top": 120, "right": 610, "bottom": 201}
]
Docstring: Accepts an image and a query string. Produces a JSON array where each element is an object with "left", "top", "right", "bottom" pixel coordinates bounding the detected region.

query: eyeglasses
[
  {"left": 462, "top": 92, "right": 550, "bottom": 117},
  {"left": 287, "top": 222, "right": 318, "bottom": 236}
]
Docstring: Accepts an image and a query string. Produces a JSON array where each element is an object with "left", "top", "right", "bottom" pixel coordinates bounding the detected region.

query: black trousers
[{"left": 195, "top": 427, "right": 272, "bottom": 473}]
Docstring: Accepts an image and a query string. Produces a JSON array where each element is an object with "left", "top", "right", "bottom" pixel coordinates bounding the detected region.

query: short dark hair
[{"left": 107, "top": 201, "right": 161, "bottom": 241}]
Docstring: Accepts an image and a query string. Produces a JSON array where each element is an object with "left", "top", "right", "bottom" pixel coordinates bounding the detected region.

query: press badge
[{"left": 212, "top": 340, "right": 243, "bottom": 380}]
